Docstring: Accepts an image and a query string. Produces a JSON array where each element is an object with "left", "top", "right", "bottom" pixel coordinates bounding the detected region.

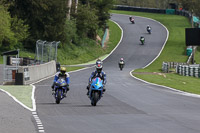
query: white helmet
[{"left": 96, "top": 60, "right": 103, "bottom": 73}]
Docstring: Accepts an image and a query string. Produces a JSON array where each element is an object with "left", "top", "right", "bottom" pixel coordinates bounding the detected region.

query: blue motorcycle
[
  {"left": 88, "top": 77, "right": 104, "bottom": 106},
  {"left": 53, "top": 78, "right": 67, "bottom": 104}
]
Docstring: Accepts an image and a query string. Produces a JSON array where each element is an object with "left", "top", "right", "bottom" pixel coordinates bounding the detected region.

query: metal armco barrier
[
  {"left": 114, "top": 5, "right": 166, "bottom": 14},
  {"left": 176, "top": 64, "right": 200, "bottom": 78}
]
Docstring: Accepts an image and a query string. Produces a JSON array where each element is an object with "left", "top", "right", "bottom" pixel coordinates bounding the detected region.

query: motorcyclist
[
  {"left": 51, "top": 66, "right": 70, "bottom": 97},
  {"left": 140, "top": 36, "right": 145, "bottom": 44},
  {"left": 119, "top": 58, "right": 125, "bottom": 69},
  {"left": 147, "top": 25, "right": 151, "bottom": 32},
  {"left": 129, "top": 16, "right": 132, "bottom": 21},
  {"left": 86, "top": 59, "right": 107, "bottom": 95},
  {"left": 129, "top": 16, "right": 134, "bottom": 23}
]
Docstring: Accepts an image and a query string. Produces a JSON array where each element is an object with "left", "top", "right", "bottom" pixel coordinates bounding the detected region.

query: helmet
[
  {"left": 60, "top": 67, "right": 66, "bottom": 74},
  {"left": 120, "top": 58, "right": 124, "bottom": 61},
  {"left": 96, "top": 60, "right": 103, "bottom": 73},
  {"left": 147, "top": 25, "right": 150, "bottom": 27}
]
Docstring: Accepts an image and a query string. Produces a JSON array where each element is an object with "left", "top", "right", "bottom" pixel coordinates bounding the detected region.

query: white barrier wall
[{"left": 18, "top": 60, "right": 56, "bottom": 85}]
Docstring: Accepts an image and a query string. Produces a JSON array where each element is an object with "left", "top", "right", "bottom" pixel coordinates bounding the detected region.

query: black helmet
[{"left": 96, "top": 59, "right": 103, "bottom": 73}]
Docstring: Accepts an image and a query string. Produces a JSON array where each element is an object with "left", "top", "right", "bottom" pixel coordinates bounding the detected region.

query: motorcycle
[
  {"left": 53, "top": 77, "right": 67, "bottom": 104},
  {"left": 88, "top": 77, "right": 104, "bottom": 106},
  {"left": 140, "top": 37, "right": 145, "bottom": 45},
  {"left": 119, "top": 61, "right": 125, "bottom": 71},
  {"left": 147, "top": 27, "right": 151, "bottom": 34},
  {"left": 129, "top": 17, "right": 135, "bottom": 24}
]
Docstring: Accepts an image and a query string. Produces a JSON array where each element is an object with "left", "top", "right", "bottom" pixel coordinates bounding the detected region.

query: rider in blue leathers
[
  {"left": 86, "top": 59, "right": 106, "bottom": 95},
  {"left": 51, "top": 67, "right": 70, "bottom": 96}
]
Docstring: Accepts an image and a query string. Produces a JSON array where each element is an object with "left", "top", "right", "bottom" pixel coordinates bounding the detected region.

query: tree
[
  {"left": 0, "top": 4, "right": 29, "bottom": 50},
  {"left": 92, "top": 0, "right": 115, "bottom": 29},
  {"left": 76, "top": 4, "right": 98, "bottom": 39},
  {"left": 67, "top": 0, "right": 72, "bottom": 19},
  {"left": 7, "top": 0, "right": 68, "bottom": 49},
  {"left": 79, "top": 0, "right": 115, "bottom": 29},
  {"left": 0, "top": 5, "right": 14, "bottom": 49}
]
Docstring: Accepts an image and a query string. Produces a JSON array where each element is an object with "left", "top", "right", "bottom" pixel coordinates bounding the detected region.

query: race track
[{"left": 34, "top": 14, "right": 200, "bottom": 133}]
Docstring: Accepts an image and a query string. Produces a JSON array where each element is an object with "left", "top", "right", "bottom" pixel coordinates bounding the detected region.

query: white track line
[{"left": 32, "top": 111, "right": 45, "bottom": 133}]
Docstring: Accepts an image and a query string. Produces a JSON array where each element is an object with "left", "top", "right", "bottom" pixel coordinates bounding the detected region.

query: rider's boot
[
  {"left": 63, "top": 91, "right": 66, "bottom": 97},
  {"left": 86, "top": 85, "right": 90, "bottom": 95},
  {"left": 52, "top": 88, "right": 55, "bottom": 95},
  {"left": 103, "top": 86, "right": 106, "bottom": 92}
]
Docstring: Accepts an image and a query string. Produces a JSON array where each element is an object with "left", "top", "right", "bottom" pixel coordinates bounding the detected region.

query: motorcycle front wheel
[
  {"left": 91, "top": 92, "right": 99, "bottom": 106},
  {"left": 56, "top": 91, "right": 61, "bottom": 104}
]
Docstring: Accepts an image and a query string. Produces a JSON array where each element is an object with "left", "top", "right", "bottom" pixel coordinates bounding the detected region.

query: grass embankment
[
  {"left": 57, "top": 20, "right": 121, "bottom": 65},
  {"left": 0, "top": 20, "right": 122, "bottom": 109},
  {"left": 112, "top": 10, "right": 200, "bottom": 95}
]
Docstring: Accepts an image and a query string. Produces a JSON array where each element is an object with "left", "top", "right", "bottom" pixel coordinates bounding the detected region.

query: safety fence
[
  {"left": 162, "top": 62, "right": 188, "bottom": 73},
  {"left": 176, "top": 64, "right": 200, "bottom": 78},
  {"left": 2, "top": 40, "right": 60, "bottom": 85},
  {"left": 35, "top": 40, "right": 60, "bottom": 64}
]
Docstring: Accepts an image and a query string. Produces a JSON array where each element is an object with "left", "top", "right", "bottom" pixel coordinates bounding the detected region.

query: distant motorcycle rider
[
  {"left": 140, "top": 36, "right": 145, "bottom": 44},
  {"left": 51, "top": 66, "right": 70, "bottom": 96},
  {"left": 147, "top": 25, "right": 151, "bottom": 33},
  {"left": 86, "top": 59, "right": 107, "bottom": 95},
  {"left": 129, "top": 16, "right": 132, "bottom": 21},
  {"left": 119, "top": 58, "right": 125, "bottom": 70},
  {"left": 129, "top": 16, "right": 135, "bottom": 23}
]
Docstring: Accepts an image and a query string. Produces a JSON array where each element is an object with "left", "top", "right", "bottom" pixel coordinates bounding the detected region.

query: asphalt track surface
[{"left": 34, "top": 14, "right": 200, "bottom": 133}]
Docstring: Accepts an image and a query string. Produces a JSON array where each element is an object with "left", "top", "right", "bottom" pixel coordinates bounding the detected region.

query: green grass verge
[
  {"left": 0, "top": 85, "right": 33, "bottom": 109},
  {"left": 66, "top": 66, "right": 84, "bottom": 72},
  {"left": 111, "top": 10, "right": 200, "bottom": 95},
  {"left": 133, "top": 73, "right": 200, "bottom": 94},
  {"left": 195, "top": 47, "right": 200, "bottom": 64}
]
